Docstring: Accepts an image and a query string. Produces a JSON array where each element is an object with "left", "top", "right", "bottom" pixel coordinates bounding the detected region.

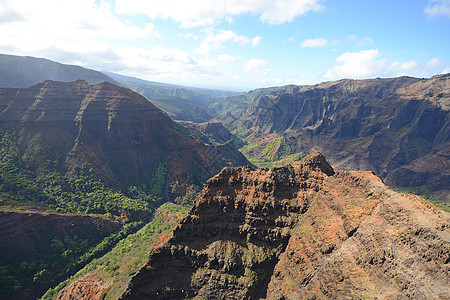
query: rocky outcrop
[
  {"left": 222, "top": 74, "right": 450, "bottom": 200},
  {"left": 55, "top": 275, "right": 110, "bottom": 300},
  {"left": 0, "top": 80, "right": 249, "bottom": 186},
  {"left": 121, "top": 151, "right": 450, "bottom": 299}
]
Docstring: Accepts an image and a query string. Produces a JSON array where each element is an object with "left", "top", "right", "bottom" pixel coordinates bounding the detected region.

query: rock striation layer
[
  {"left": 0, "top": 80, "right": 248, "bottom": 185},
  {"left": 220, "top": 74, "right": 450, "bottom": 201},
  {"left": 121, "top": 150, "right": 450, "bottom": 299}
]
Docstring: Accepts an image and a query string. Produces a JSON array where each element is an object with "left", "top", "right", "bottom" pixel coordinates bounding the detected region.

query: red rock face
[
  {"left": 0, "top": 80, "right": 249, "bottom": 185},
  {"left": 121, "top": 151, "right": 450, "bottom": 299}
]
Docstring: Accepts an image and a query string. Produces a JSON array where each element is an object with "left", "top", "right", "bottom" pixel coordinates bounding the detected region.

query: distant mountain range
[
  {"left": 0, "top": 54, "right": 241, "bottom": 123},
  {"left": 0, "top": 53, "right": 447, "bottom": 202},
  {"left": 213, "top": 75, "right": 450, "bottom": 202},
  {"left": 106, "top": 71, "right": 241, "bottom": 122},
  {"left": 0, "top": 53, "right": 117, "bottom": 87}
]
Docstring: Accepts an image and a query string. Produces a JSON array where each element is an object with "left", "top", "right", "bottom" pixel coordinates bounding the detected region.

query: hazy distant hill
[
  {"left": 0, "top": 53, "right": 117, "bottom": 88},
  {"left": 0, "top": 54, "right": 241, "bottom": 123},
  {"left": 105, "top": 71, "right": 241, "bottom": 107},
  {"left": 106, "top": 72, "right": 242, "bottom": 122}
]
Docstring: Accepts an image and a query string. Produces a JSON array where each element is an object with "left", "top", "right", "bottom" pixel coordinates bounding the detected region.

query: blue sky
[{"left": 0, "top": 0, "right": 449, "bottom": 90}]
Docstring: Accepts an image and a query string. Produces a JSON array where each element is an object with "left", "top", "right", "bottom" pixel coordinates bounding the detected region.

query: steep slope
[
  {"left": 221, "top": 74, "right": 449, "bottom": 201},
  {"left": 148, "top": 97, "right": 212, "bottom": 123},
  {"left": 0, "top": 210, "right": 120, "bottom": 300},
  {"left": 0, "top": 80, "right": 249, "bottom": 187},
  {"left": 0, "top": 53, "right": 116, "bottom": 88},
  {"left": 121, "top": 150, "right": 450, "bottom": 299},
  {"left": 45, "top": 203, "right": 188, "bottom": 300},
  {"left": 178, "top": 120, "right": 238, "bottom": 145}
]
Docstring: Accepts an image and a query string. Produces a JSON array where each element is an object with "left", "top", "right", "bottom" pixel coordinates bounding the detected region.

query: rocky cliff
[
  {"left": 0, "top": 210, "right": 121, "bottom": 300},
  {"left": 0, "top": 80, "right": 249, "bottom": 186},
  {"left": 221, "top": 74, "right": 450, "bottom": 201},
  {"left": 121, "top": 150, "right": 450, "bottom": 299}
]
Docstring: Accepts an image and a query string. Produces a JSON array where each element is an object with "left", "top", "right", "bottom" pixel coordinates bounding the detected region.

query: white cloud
[
  {"left": 323, "top": 49, "right": 437, "bottom": 80},
  {"left": 0, "top": 0, "right": 231, "bottom": 86},
  {"left": 0, "top": 0, "right": 159, "bottom": 65},
  {"left": 347, "top": 34, "right": 374, "bottom": 47},
  {"left": 426, "top": 57, "right": 442, "bottom": 68},
  {"left": 285, "top": 37, "right": 295, "bottom": 43},
  {"left": 197, "top": 29, "right": 261, "bottom": 55},
  {"left": 217, "top": 54, "right": 238, "bottom": 63},
  {"left": 300, "top": 38, "right": 328, "bottom": 48},
  {"left": 425, "top": 57, "right": 450, "bottom": 73},
  {"left": 115, "top": 0, "right": 324, "bottom": 27},
  {"left": 112, "top": 45, "right": 221, "bottom": 81},
  {"left": 244, "top": 58, "right": 269, "bottom": 71},
  {"left": 0, "top": 0, "right": 158, "bottom": 42},
  {"left": 424, "top": 0, "right": 450, "bottom": 17}
]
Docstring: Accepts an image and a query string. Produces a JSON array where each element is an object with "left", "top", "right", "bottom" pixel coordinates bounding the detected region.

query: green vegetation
[
  {"left": 208, "top": 85, "right": 286, "bottom": 119},
  {"left": 0, "top": 129, "right": 166, "bottom": 220},
  {"left": 41, "top": 203, "right": 188, "bottom": 300},
  {"left": 0, "top": 129, "right": 173, "bottom": 299},
  {"left": 388, "top": 126, "right": 409, "bottom": 145},
  {"left": 240, "top": 136, "right": 301, "bottom": 168},
  {"left": 411, "top": 137, "right": 431, "bottom": 157},
  {"left": 173, "top": 184, "right": 201, "bottom": 207}
]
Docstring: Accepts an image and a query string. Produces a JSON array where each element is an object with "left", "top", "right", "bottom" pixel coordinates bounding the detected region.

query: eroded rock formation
[
  {"left": 220, "top": 74, "right": 450, "bottom": 201},
  {"left": 121, "top": 150, "right": 450, "bottom": 299},
  {"left": 0, "top": 80, "right": 248, "bottom": 185}
]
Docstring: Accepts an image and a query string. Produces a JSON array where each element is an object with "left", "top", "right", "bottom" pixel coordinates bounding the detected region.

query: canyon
[{"left": 121, "top": 151, "right": 450, "bottom": 299}]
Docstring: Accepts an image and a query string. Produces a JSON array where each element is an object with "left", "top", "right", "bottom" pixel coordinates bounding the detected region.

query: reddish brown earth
[
  {"left": 120, "top": 150, "right": 450, "bottom": 299},
  {"left": 0, "top": 80, "right": 248, "bottom": 185},
  {"left": 56, "top": 275, "right": 110, "bottom": 300}
]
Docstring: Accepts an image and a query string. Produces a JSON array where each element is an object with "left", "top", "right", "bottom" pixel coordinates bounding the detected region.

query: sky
[{"left": 0, "top": 0, "right": 449, "bottom": 91}]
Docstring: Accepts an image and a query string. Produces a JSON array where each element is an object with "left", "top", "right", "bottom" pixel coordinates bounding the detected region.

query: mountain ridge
[
  {"left": 120, "top": 150, "right": 450, "bottom": 299},
  {"left": 0, "top": 79, "right": 249, "bottom": 192},
  {"left": 0, "top": 53, "right": 117, "bottom": 88},
  {"left": 215, "top": 74, "right": 450, "bottom": 202}
]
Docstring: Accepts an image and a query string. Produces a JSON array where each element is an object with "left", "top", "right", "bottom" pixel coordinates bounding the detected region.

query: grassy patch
[
  {"left": 240, "top": 136, "right": 301, "bottom": 168},
  {"left": 41, "top": 203, "right": 188, "bottom": 299}
]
